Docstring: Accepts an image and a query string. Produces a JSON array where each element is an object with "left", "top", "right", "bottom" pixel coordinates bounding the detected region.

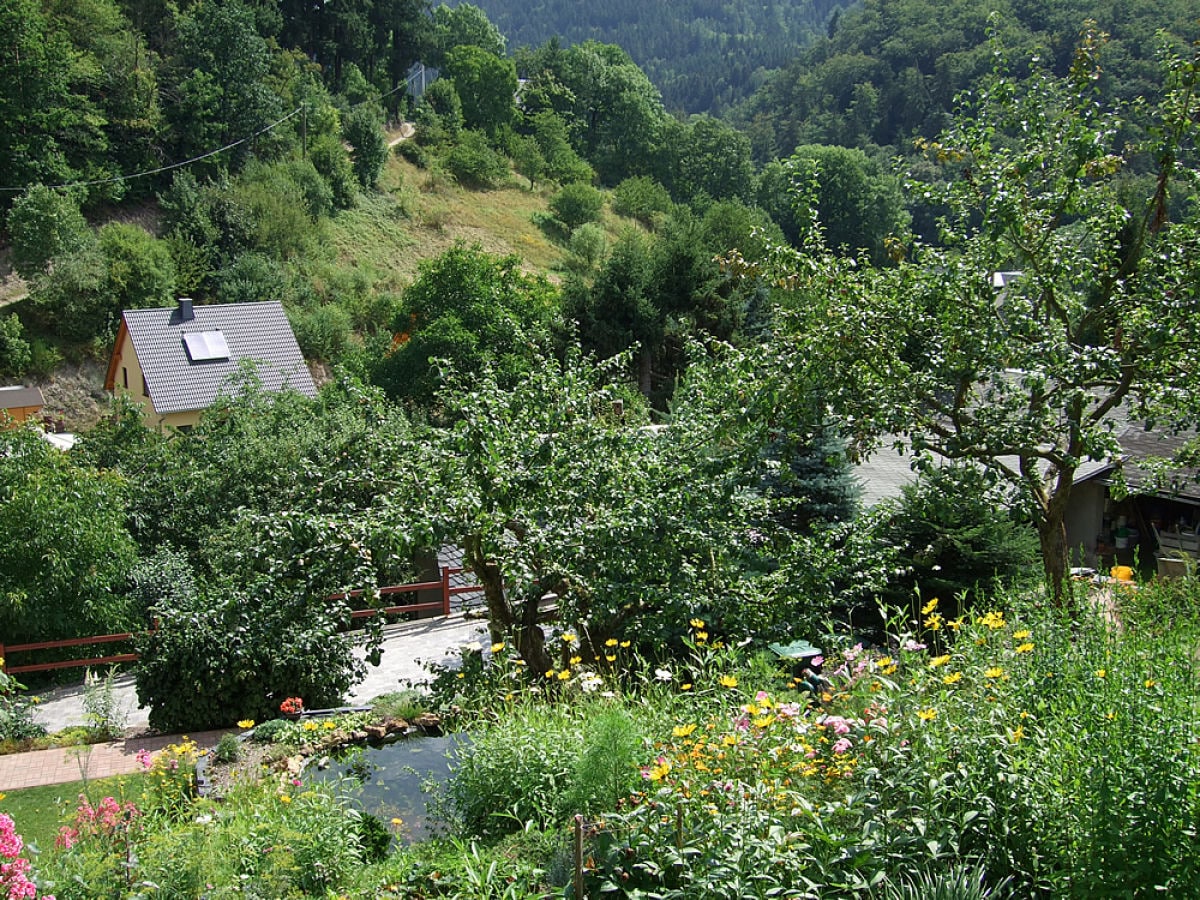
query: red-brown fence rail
[{"left": 0, "top": 567, "right": 482, "bottom": 677}]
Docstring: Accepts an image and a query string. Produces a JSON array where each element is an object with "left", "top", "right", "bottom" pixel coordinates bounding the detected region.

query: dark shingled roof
[{"left": 123, "top": 301, "right": 316, "bottom": 414}]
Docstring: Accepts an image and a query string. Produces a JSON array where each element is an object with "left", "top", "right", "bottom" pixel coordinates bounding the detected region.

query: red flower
[{"left": 280, "top": 697, "right": 304, "bottom": 715}]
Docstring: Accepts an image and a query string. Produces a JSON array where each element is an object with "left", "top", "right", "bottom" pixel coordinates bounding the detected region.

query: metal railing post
[{"left": 441, "top": 566, "right": 451, "bottom": 616}]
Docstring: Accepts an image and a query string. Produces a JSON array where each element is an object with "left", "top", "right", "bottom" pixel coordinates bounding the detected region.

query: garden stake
[
  {"left": 676, "top": 806, "right": 683, "bottom": 850},
  {"left": 574, "top": 814, "right": 584, "bottom": 899}
]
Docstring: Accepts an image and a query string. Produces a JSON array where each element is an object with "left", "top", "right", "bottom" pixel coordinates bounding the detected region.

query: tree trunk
[
  {"left": 1037, "top": 513, "right": 1069, "bottom": 605},
  {"left": 462, "top": 533, "right": 552, "bottom": 673}
]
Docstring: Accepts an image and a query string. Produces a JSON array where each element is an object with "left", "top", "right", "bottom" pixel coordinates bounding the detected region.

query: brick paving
[{"left": 0, "top": 730, "right": 232, "bottom": 791}]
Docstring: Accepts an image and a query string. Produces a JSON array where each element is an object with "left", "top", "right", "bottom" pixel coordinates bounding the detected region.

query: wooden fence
[{"left": 0, "top": 567, "right": 481, "bottom": 677}]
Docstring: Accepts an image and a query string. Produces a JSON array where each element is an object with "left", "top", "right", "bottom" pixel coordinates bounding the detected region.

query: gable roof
[
  {"left": 1076, "top": 425, "right": 1200, "bottom": 504},
  {"left": 106, "top": 301, "right": 316, "bottom": 414},
  {"left": 0, "top": 385, "right": 44, "bottom": 410}
]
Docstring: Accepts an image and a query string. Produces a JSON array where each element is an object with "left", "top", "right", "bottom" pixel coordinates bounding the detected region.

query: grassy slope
[{"left": 328, "top": 150, "right": 579, "bottom": 292}]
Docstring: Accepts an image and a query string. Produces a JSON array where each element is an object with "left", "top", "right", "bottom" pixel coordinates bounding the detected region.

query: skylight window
[{"left": 183, "top": 330, "right": 230, "bottom": 362}]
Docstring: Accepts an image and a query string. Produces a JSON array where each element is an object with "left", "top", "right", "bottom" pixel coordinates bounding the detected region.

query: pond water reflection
[{"left": 308, "top": 733, "right": 468, "bottom": 843}]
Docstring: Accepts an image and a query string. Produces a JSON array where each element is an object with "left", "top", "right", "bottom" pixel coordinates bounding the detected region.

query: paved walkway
[{"left": 2, "top": 614, "right": 489, "bottom": 791}]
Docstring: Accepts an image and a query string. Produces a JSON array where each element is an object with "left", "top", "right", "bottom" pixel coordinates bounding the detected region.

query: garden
[{"left": 3, "top": 572, "right": 1198, "bottom": 899}]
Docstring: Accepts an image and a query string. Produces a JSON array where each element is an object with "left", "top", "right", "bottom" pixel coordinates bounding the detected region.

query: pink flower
[
  {"left": 902, "top": 639, "right": 926, "bottom": 652},
  {"left": 810, "top": 655, "right": 824, "bottom": 667},
  {"left": 136, "top": 749, "right": 153, "bottom": 770},
  {"left": 832, "top": 738, "right": 852, "bottom": 755}
]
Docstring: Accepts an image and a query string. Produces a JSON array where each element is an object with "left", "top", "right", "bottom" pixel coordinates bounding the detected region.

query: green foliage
[
  {"left": 757, "top": 33, "right": 1200, "bottom": 595},
  {"left": 611, "top": 175, "right": 673, "bottom": 227},
  {"left": 431, "top": 2, "right": 506, "bottom": 60},
  {"left": 0, "top": 668, "right": 45, "bottom": 743},
  {"left": 762, "top": 420, "right": 861, "bottom": 534},
  {"left": 876, "top": 465, "right": 1040, "bottom": 611},
  {"left": 288, "top": 301, "right": 354, "bottom": 363},
  {"left": 81, "top": 668, "right": 127, "bottom": 740},
  {"left": 212, "top": 731, "right": 242, "bottom": 764},
  {"left": 0, "top": 314, "right": 31, "bottom": 378},
  {"left": 444, "top": 130, "right": 511, "bottom": 189},
  {"left": 496, "top": 0, "right": 859, "bottom": 116},
  {"left": 343, "top": 105, "right": 388, "bottom": 190},
  {"left": 444, "top": 45, "right": 517, "bottom": 134},
  {"left": 309, "top": 133, "right": 358, "bottom": 210},
  {"left": 134, "top": 574, "right": 365, "bottom": 731},
  {"left": 567, "top": 223, "right": 608, "bottom": 271},
  {"left": 371, "top": 243, "right": 560, "bottom": 409},
  {"left": 446, "top": 700, "right": 651, "bottom": 838},
  {"left": 548, "top": 183, "right": 604, "bottom": 232},
  {"left": 6, "top": 185, "right": 92, "bottom": 278},
  {"left": 758, "top": 144, "right": 909, "bottom": 262},
  {"left": 0, "top": 427, "right": 138, "bottom": 644},
  {"left": 96, "top": 222, "right": 177, "bottom": 309}
]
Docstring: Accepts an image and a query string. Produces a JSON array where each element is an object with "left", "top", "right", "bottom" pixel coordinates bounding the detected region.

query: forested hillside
[
  {"left": 735, "top": 0, "right": 1200, "bottom": 161},
  {"left": 454, "top": 0, "right": 860, "bottom": 115}
]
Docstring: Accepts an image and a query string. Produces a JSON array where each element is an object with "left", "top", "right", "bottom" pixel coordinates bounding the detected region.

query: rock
[{"left": 412, "top": 712, "right": 443, "bottom": 736}]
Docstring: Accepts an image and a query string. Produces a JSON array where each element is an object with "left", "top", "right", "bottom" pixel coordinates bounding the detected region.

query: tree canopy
[{"left": 747, "top": 32, "right": 1200, "bottom": 598}]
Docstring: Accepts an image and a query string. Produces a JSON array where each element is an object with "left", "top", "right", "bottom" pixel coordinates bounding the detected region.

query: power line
[
  {"left": 2, "top": 70, "right": 421, "bottom": 195},
  {"left": 0, "top": 106, "right": 303, "bottom": 193}
]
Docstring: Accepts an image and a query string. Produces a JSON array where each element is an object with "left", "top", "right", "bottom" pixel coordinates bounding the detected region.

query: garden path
[{"left": 3, "top": 614, "right": 489, "bottom": 790}]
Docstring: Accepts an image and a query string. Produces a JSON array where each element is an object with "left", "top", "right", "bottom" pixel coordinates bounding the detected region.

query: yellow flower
[
  {"left": 280, "top": 794, "right": 292, "bottom": 804},
  {"left": 570, "top": 656, "right": 582, "bottom": 666},
  {"left": 0, "top": 792, "right": 5, "bottom": 801},
  {"left": 917, "top": 708, "right": 937, "bottom": 722},
  {"left": 1015, "top": 642, "right": 1034, "bottom": 654},
  {"left": 605, "top": 638, "right": 619, "bottom": 647},
  {"left": 695, "top": 631, "right": 709, "bottom": 642},
  {"left": 673, "top": 723, "right": 698, "bottom": 738},
  {"left": 752, "top": 715, "right": 776, "bottom": 728},
  {"left": 605, "top": 654, "right": 617, "bottom": 662},
  {"left": 1009, "top": 725, "right": 1025, "bottom": 743},
  {"left": 876, "top": 656, "right": 893, "bottom": 668},
  {"left": 921, "top": 597, "right": 939, "bottom": 615},
  {"left": 237, "top": 719, "right": 255, "bottom": 729},
  {"left": 490, "top": 642, "right": 505, "bottom": 653},
  {"left": 942, "top": 672, "right": 963, "bottom": 685},
  {"left": 545, "top": 669, "right": 556, "bottom": 678},
  {"left": 1145, "top": 678, "right": 1157, "bottom": 689},
  {"left": 323, "top": 720, "right": 337, "bottom": 730},
  {"left": 722, "top": 734, "right": 738, "bottom": 746},
  {"left": 1095, "top": 668, "right": 1107, "bottom": 679},
  {"left": 719, "top": 674, "right": 738, "bottom": 689},
  {"left": 881, "top": 664, "right": 898, "bottom": 675},
  {"left": 681, "top": 683, "right": 693, "bottom": 691},
  {"left": 924, "top": 613, "right": 943, "bottom": 631},
  {"left": 929, "top": 654, "right": 951, "bottom": 668},
  {"left": 391, "top": 817, "right": 404, "bottom": 826},
  {"left": 984, "top": 667, "right": 1004, "bottom": 679},
  {"left": 557, "top": 670, "right": 571, "bottom": 681},
  {"left": 620, "top": 641, "right": 631, "bottom": 648},
  {"left": 1012, "top": 630, "right": 1031, "bottom": 640},
  {"left": 690, "top": 618, "right": 706, "bottom": 629},
  {"left": 978, "top": 611, "right": 1007, "bottom": 629},
  {"left": 302, "top": 721, "right": 318, "bottom": 731},
  {"left": 947, "top": 617, "right": 965, "bottom": 631}
]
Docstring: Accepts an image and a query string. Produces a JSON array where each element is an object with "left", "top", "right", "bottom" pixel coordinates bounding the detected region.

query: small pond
[{"left": 306, "top": 733, "right": 468, "bottom": 843}]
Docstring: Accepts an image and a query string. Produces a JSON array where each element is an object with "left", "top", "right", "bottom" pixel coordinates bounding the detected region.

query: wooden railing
[{"left": 0, "top": 567, "right": 482, "bottom": 677}]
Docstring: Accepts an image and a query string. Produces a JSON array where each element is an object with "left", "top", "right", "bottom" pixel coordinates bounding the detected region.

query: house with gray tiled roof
[{"left": 104, "top": 299, "right": 316, "bottom": 430}]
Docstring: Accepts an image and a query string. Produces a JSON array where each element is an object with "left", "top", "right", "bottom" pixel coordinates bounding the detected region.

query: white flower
[
  {"left": 578, "top": 673, "right": 603, "bottom": 693},
  {"left": 655, "top": 668, "right": 673, "bottom": 682},
  {"left": 195, "top": 814, "right": 213, "bottom": 825}
]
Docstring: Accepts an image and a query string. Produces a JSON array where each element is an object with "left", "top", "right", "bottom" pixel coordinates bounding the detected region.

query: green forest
[{"left": 3, "top": 0, "right": 1200, "bottom": 895}]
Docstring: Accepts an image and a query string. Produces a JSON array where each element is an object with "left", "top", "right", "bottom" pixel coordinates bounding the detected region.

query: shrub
[
  {"left": 344, "top": 105, "right": 388, "bottom": 190},
  {"left": 134, "top": 577, "right": 365, "bottom": 732},
  {"left": 611, "top": 176, "right": 673, "bottom": 227},
  {"left": 875, "top": 464, "right": 1040, "bottom": 613},
  {"left": 289, "top": 302, "right": 354, "bottom": 363},
  {"left": 6, "top": 184, "right": 93, "bottom": 278},
  {"left": 0, "top": 314, "right": 30, "bottom": 378},
  {"left": 82, "top": 667, "right": 127, "bottom": 740},
  {"left": 549, "top": 183, "right": 604, "bottom": 232},
  {"left": 0, "top": 667, "right": 45, "bottom": 743},
  {"left": 444, "top": 131, "right": 509, "bottom": 188}
]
